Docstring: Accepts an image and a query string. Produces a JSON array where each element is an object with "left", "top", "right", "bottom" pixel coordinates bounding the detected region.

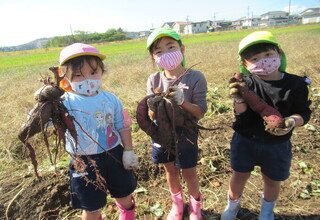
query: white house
[
  {"left": 300, "top": 7, "right": 320, "bottom": 24},
  {"left": 172, "top": 22, "right": 191, "bottom": 35},
  {"left": 242, "top": 16, "right": 261, "bottom": 28},
  {"left": 184, "top": 21, "right": 212, "bottom": 34},
  {"left": 162, "top": 22, "right": 175, "bottom": 29},
  {"left": 260, "top": 11, "right": 289, "bottom": 26}
]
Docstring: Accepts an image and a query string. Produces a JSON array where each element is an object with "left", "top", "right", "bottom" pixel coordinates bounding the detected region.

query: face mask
[
  {"left": 247, "top": 57, "right": 281, "bottom": 76},
  {"left": 155, "top": 50, "right": 183, "bottom": 70},
  {"left": 70, "top": 79, "right": 101, "bottom": 96}
]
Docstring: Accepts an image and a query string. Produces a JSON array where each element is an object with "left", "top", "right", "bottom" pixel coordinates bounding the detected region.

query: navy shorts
[
  {"left": 230, "top": 132, "right": 292, "bottom": 181},
  {"left": 152, "top": 127, "right": 199, "bottom": 169},
  {"left": 69, "top": 145, "right": 137, "bottom": 211}
]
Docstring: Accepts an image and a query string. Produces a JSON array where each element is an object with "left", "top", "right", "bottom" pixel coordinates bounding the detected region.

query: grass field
[{"left": 0, "top": 23, "right": 319, "bottom": 219}]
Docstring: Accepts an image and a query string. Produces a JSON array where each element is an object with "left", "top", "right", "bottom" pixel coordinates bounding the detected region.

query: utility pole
[{"left": 288, "top": 0, "right": 291, "bottom": 23}]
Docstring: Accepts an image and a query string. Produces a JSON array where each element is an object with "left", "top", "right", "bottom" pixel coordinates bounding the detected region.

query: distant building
[
  {"left": 162, "top": 22, "right": 175, "bottom": 29},
  {"left": 260, "top": 11, "right": 289, "bottom": 26},
  {"left": 184, "top": 21, "right": 212, "bottom": 34},
  {"left": 242, "top": 16, "right": 261, "bottom": 28},
  {"left": 300, "top": 7, "right": 320, "bottom": 24},
  {"left": 172, "top": 22, "right": 191, "bottom": 35}
]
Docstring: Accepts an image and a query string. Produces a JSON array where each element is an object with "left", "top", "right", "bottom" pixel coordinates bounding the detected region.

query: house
[
  {"left": 162, "top": 22, "right": 175, "bottom": 29},
  {"left": 231, "top": 17, "right": 246, "bottom": 30},
  {"left": 300, "top": 7, "right": 320, "bottom": 24},
  {"left": 208, "top": 20, "right": 232, "bottom": 32},
  {"left": 242, "top": 16, "right": 261, "bottom": 28},
  {"left": 172, "top": 22, "right": 191, "bottom": 35},
  {"left": 184, "top": 21, "right": 212, "bottom": 34},
  {"left": 260, "top": 11, "right": 289, "bottom": 26}
]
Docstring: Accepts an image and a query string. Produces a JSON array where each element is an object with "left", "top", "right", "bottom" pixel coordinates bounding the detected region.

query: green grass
[{"left": 1, "top": 23, "right": 319, "bottom": 78}]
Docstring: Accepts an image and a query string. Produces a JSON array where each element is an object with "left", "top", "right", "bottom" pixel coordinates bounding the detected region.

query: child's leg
[
  {"left": 181, "top": 167, "right": 199, "bottom": 198},
  {"left": 229, "top": 170, "right": 251, "bottom": 200},
  {"left": 182, "top": 167, "right": 202, "bottom": 220},
  {"left": 163, "top": 162, "right": 185, "bottom": 220},
  {"left": 82, "top": 210, "right": 102, "bottom": 220},
  {"left": 115, "top": 195, "right": 135, "bottom": 220},
  {"left": 115, "top": 195, "right": 135, "bottom": 210},
  {"left": 259, "top": 174, "right": 280, "bottom": 220},
  {"left": 262, "top": 173, "right": 281, "bottom": 202},
  {"left": 163, "top": 161, "right": 181, "bottom": 193},
  {"left": 221, "top": 171, "right": 250, "bottom": 220}
]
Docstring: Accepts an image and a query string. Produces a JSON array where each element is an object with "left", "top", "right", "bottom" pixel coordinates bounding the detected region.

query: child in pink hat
[{"left": 59, "top": 43, "right": 138, "bottom": 220}]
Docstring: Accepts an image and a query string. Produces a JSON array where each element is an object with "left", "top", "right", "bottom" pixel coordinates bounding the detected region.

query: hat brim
[{"left": 60, "top": 52, "right": 106, "bottom": 65}]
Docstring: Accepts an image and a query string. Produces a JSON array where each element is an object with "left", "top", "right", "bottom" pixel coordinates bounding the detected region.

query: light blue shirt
[{"left": 62, "top": 90, "right": 124, "bottom": 155}]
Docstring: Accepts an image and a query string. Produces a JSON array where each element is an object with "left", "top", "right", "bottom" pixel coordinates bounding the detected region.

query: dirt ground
[{"left": 1, "top": 96, "right": 319, "bottom": 220}]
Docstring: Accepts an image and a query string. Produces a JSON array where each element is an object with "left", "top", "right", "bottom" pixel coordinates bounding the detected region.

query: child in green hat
[
  {"left": 145, "top": 28, "right": 208, "bottom": 220},
  {"left": 222, "top": 31, "right": 312, "bottom": 220}
]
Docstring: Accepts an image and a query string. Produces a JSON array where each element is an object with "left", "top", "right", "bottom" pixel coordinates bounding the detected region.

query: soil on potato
[{"left": 1, "top": 97, "right": 319, "bottom": 220}]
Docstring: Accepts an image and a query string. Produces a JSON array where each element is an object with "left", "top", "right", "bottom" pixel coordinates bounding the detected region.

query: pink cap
[{"left": 59, "top": 43, "right": 106, "bottom": 65}]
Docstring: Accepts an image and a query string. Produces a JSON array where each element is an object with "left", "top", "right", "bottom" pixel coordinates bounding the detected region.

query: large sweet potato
[{"left": 231, "top": 73, "right": 284, "bottom": 128}]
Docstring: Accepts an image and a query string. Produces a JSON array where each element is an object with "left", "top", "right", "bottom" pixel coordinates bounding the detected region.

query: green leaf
[
  {"left": 134, "top": 187, "right": 148, "bottom": 194},
  {"left": 304, "top": 123, "right": 316, "bottom": 131},
  {"left": 310, "top": 181, "right": 320, "bottom": 187},
  {"left": 149, "top": 203, "right": 164, "bottom": 216}
]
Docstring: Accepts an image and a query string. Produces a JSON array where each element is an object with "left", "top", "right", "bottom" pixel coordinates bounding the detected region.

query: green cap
[
  {"left": 146, "top": 28, "right": 181, "bottom": 49},
  {"left": 238, "top": 31, "right": 287, "bottom": 75},
  {"left": 147, "top": 28, "right": 186, "bottom": 70}
]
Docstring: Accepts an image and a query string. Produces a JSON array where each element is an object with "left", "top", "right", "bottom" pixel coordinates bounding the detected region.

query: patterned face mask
[
  {"left": 70, "top": 79, "right": 102, "bottom": 96},
  {"left": 155, "top": 50, "right": 183, "bottom": 70},
  {"left": 247, "top": 57, "right": 281, "bottom": 76}
]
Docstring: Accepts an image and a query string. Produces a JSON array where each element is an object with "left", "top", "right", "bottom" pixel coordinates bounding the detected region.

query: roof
[{"left": 300, "top": 7, "right": 320, "bottom": 16}]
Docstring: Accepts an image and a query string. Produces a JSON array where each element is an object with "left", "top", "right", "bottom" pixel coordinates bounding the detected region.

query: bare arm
[
  {"left": 119, "top": 129, "right": 133, "bottom": 151},
  {"left": 180, "top": 101, "right": 205, "bottom": 119}
]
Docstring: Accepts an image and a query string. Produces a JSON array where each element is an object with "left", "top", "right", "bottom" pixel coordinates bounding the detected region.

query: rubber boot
[
  {"left": 221, "top": 192, "right": 242, "bottom": 220},
  {"left": 259, "top": 194, "right": 276, "bottom": 220},
  {"left": 115, "top": 196, "right": 135, "bottom": 220},
  {"left": 167, "top": 189, "right": 185, "bottom": 220},
  {"left": 189, "top": 193, "right": 203, "bottom": 220}
]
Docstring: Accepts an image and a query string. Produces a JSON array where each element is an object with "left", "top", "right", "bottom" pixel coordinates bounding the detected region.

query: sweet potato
[{"left": 231, "top": 73, "right": 284, "bottom": 128}]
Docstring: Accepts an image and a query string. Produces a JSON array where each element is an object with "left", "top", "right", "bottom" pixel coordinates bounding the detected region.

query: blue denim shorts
[
  {"left": 152, "top": 128, "right": 199, "bottom": 169},
  {"left": 69, "top": 145, "right": 137, "bottom": 211},
  {"left": 230, "top": 132, "right": 292, "bottom": 181}
]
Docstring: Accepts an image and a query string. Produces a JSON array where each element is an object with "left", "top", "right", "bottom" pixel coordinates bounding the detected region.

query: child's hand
[
  {"left": 229, "top": 73, "right": 246, "bottom": 103},
  {"left": 229, "top": 81, "right": 246, "bottom": 103},
  {"left": 265, "top": 117, "right": 296, "bottom": 136},
  {"left": 122, "top": 150, "right": 138, "bottom": 170},
  {"left": 168, "top": 86, "right": 185, "bottom": 106}
]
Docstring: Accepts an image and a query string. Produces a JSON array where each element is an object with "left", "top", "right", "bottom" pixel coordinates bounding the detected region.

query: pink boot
[
  {"left": 189, "top": 193, "right": 203, "bottom": 220},
  {"left": 167, "top": 189, "right": 185, "bottom": 220},
  {"left": 115, "top": 196, "right": 135, "bottom": 220}
]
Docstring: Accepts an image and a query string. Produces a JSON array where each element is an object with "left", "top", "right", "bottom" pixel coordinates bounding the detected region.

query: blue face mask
[{"left": 70, "top": 79, "right": 102, "bottom": 96}]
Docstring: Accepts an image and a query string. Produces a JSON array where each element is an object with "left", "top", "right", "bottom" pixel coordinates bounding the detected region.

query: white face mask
[{"left": 70, "top": 79, "right": 102, "bottom": 96}]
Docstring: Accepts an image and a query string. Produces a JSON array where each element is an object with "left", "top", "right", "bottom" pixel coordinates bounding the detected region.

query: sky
[{"left": 0, "top": 0, "right": 319, "bottom": 47}]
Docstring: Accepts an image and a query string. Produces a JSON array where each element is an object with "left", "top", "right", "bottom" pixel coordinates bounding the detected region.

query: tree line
[
  {"left": 44, "top": 28, "right": 130, "bottom": 48},
  {"left": 0, "top": 28, "right": 131, "bottom": 52}
]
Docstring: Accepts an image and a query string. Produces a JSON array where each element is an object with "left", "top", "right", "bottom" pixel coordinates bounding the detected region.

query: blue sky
[{"left": 0, "top": 0, "right": 318, "bottom": 47}]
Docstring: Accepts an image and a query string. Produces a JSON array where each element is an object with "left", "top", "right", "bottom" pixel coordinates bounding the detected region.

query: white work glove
[
  {"left": 122, "top": 150, "right": 138, "bottom": 170},
  {"left": 266, "top": 117, "right": 296, "bottom": 136},
  {"left": 168, "top": 86, "right": 185, "bottom": 106}
]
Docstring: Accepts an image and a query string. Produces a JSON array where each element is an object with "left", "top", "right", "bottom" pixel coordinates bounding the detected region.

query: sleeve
[
  {"left": 192, "top": 72, "right": 208, "bottom": 113},
  {"left": 112, "top": 96, "right": 125, "bottom": 131},
  {"left": 291, "top": 82, "right": 312, "bottom": 125},
  {"left": 146, "top": 75, "right": 154, "bottom": 95}
]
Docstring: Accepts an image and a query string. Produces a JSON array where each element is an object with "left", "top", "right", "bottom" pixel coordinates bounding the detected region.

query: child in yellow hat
[{"left": 222, "top": 31, "right": 312, "bottom": 220}]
